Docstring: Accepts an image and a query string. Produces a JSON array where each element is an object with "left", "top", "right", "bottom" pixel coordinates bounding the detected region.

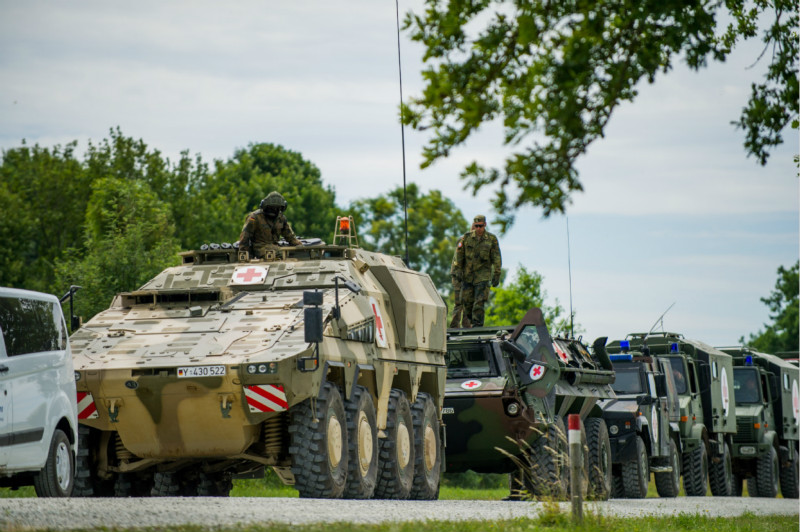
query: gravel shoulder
[{"left": 0, "top": 497, "right": 797, "bottom": 531}]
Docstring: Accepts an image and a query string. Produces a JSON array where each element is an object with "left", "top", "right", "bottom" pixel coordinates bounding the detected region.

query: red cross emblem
[
  {"left": 231, "top": 266, "right": 268, "bottom": 285},
  {"left": 529, "top": 364, "right": 545, "bottom": 381},
  {"left": 461, "top": 379, "right": 482, "bottom": 390},
  {"left": 553, "top": 342, "right": 569, "bottom": 362},
  {"left": 370, "top": 297, "right": 388, "bottom": 348}
]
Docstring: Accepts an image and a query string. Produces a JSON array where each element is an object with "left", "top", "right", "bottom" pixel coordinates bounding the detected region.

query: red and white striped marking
[
  {"left": 553, "top": 341, "right": 569, "bottom": 362},
  {"left": 245, "top": 384, "right": 288, "bottom": 413},
  {"left": 77, "top": 392, "right": 99, "bottom": 420}
]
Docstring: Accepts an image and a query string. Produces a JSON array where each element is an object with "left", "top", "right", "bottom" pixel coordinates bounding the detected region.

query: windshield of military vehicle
[
  {"left": 446, "top": 344, "right": 499, "bottom": 379},
  {"left": 663, "top": 357, "right": 688, "bottom": 394},
  {"left": 611, "top": 367, "right": 643, "bottom": 394},
  {"left": 733, "top": 368, "right": 761, "bottom": 404},
  {"left": 514, "top": 325, "right": 541, "bottom": 358}
]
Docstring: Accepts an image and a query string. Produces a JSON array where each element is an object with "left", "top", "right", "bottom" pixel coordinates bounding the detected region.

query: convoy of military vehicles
[{"left": 2, "top": 216, "right": 797, "bottom": 501}]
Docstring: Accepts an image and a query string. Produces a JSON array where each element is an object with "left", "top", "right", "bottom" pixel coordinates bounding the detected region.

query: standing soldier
[
  {"left": 453, "top": 215, "right": 502, "bottom": 327},
  {"left": 449, "top": 233, "right": 471, "bottom": 329},
  {"left": 238, "top": 191, "right": 302, "bottom": 258}
]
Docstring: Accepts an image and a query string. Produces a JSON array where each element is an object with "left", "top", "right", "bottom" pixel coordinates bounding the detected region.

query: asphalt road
[{"left": 0, "top": 497, "right": 797, "bottom": 530}]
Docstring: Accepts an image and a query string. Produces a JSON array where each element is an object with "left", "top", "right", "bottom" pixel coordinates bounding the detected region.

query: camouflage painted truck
[
  {"left": 600, "top": 341, "right": 683, "bottom": 498},
  {"left": 718, "top": 347, "right": 799, "bottom": 498},
  {"left": 69, "top": 219, "right": 447, "bottom": 499},
  {"left": 442, "top": 309, "right": 616, "bottom": 500},
  {"left": 618, "top": 333, "right": 737, "bottom": 496}
]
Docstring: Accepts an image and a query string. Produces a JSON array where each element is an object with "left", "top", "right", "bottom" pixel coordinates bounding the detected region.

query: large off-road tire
[
  {"left": 585, "top": 417, "right": 612, "bottom": 500},
  {"left": 507, "top": 470, "right": 525, "bottom": 500},
  {"left": 409, "top": 393, "right": 442, "bottom": 500},
  {"left": 197, "top": 471, "right": 233, "bottom": 497},
  {"left": 288, "top": 381, "right": 349, "bottom": 499},
  {"left": 528, "top": 417, "right": 568, "bottom": 500},
  {"left": 621, "top": 436, "right": 649, "bottom": 498},
  {"left": 33, "top": 429, "right": 74, "bottom": 497},
  {"left": 374, "top": 389, "right": 415, "bottom": 499},
  {"left": 779, "top": 456, "right": 799, "bottom": 499},
  {"left": 654, "top": 439, "right": 681, "bottom": 497},
  {"left": 343, "top": 385, "right": 378, "bottom": 499},
  {"left": 610, "top": 473, "right": 625, "bottom": 498},
  {"left": 682, "top": 443, "right": 708, "bottom": 496},
  {"left": 114, "top": 472, "right": 153, "bottom": 497},
  {"left": 753, "top": 446, "right": 779, "bottom": 498},
  {"left": 709, "top": 441, "right": 733, "bottom": 496},
  {"left": 732, "top": 474, "right": 744, "bottom": 496},
  {"left": 151, "top": 472, "right": 181, "bottom": 496},
  {"left": 74, "top": 426, "right": 114, "bottom": 497}
]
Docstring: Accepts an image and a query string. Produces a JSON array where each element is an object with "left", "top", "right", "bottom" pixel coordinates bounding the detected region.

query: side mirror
[
  {"left": 654, "top": 373, "right": 668, "bottom": 397},
  {"left": 304, "top": 307, "right": 323, "bottom": 343}
]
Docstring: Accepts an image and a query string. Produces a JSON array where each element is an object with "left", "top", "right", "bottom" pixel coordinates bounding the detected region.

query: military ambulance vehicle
[
  {"left": 601, "top": 341, "right": 682, "bottom": 498},
  {"left": 719, "top": 347, "right": 799, "bottom": 498},
  {"left": 443, "top": 309, "right": 615, "bottom": 500},
  {"left": 618, "top": 333, "right": 736, "bottom": 496},
  {"left": 70, "top": 218, "right": 447, "bottom": 499}
]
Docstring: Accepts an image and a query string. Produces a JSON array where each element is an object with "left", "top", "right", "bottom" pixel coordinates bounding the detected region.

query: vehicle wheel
[
  {"left": 709, "top": 442, "right": 733, "bottom": 496},
  {"left": 585, "top": 417, "right": 612, "bottom": 500},
  {"left": 73, "top": 426, "right": 114, "bottom": 497},
  {"left": 611, "top": 473, "right": 625, "bottom": 498},
  {"left": 507, "top": 470, "right": 526, "bottom": 500},
  {"left": 288, "top": 381, "right": 349, "bottom": 498},
  {"left": 682, "top": 443, "right": 708, "bottom": 496},
  {"left": 621, "top": 436, "right": 648, "bottom": 498},
  {"left": 732, "top": 474, "right": 744, "bottom": 496},
  {"left": 197, "top": 471, "right": 232, "bottom": 496},
  {"left": 654, "top": 439, "right": 680, "bottom": 497},
  {"left": 33, "top": 429, "right": 74, "bottom": 497},
  {"left": 754, "top": 446, "right": 779, "bottom": 498},
  {"left": 409, "top": 392, "right": 442, "bottom": 500},
  {"left": 151, "top": 472, "right": 182, "bottom": 496},
  {"left": 343, "top": 385, "right": 378, "bottom": 499},
  {"left": 528, "top": 417, "right": 568, "bottom": 500},
  {"left": 374, "top": 389, "right": 415, "bottom": 499},
  {"left": 779, "top": 456, "right": 799, "bottom": 499},
  {"left": 114, "top": 472, "right": 153, "bottom": 497}
]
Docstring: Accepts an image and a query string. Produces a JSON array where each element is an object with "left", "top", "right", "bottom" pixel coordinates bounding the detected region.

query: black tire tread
[
  {"left": 682, "top": 444, "right": 708, "bottom": 496},
  {"left": 33, "top": 429, "right": 74, "bottom": 497},
  {"left": 528, "top": 417, "right": 568, "bottom": 500},
  {"left": 754, "top": 446, "right": 779, "bottom": 498},
  {"left": 779, "top": 457, "right": 799, "bottom": 499},
  {"left": 654, "top": 439, "right": 680, "bottom": 498},
  {"left": 585, "top": 417, "right": 611, "bottom": 501},
  {"left": 621, "top": 436, "right": 648, "bottom": 498},
  {"left": 374, "top": 389, "right": 414, "bottom": 500},
  {"left": 197, "top": 471, "right": 232, "bottom": 497},
  {"left": 343, "top": 385, "right": 378, "bottom": 499},
  {"left": 409, "top": 392, "right": 441, "bottom": 500},
  {"left": 709, "top": 442, "right": 733, "bottom": 496}
]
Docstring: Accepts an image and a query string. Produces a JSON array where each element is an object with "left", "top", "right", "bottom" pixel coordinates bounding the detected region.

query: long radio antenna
[
  {"left": 567, "top": 217, "right": 574, "bottom": 338},
  {"left": 395, "top": 0, "right": 410, "bottom": 266}
]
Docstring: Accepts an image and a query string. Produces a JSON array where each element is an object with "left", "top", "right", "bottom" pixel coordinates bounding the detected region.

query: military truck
[
  {"left": 719, "top": 347, "right": 799, "bottom": 498},
  {"left": 600, "top": 342, "right": 682, "bottom": 498},
  {"left": 69, "top": 218, "right": 447, "bottom": 499},
  {"left": 442, "top": 309, "right": 616, "bottom": 500},
  {"left": 616, "top": 333, "right": 736, "bottom": 496}
]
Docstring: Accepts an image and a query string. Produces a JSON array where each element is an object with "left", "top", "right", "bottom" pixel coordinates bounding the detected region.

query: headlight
[
  {"left": 609, "top": 424, "right": 618, "bottom": 435},
  {"left": 74, "top": 371, "right": 81, "bottom": 382},
  {"left": 258, "top": 364, "right": 267, "bottom": 373},
  {"left": 246, "top": 363, "right": 278, "bottom": 375},
  {"left": 247, "top": 365, "right": 257, "bottom": 374},
  {"left": 506, "top": 402, "right": 520, "bottom": 416}
]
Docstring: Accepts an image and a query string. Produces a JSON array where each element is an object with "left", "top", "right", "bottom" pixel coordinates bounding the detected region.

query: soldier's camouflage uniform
[
  {"left": 449, "top": 233, "right": 471, "bottom": 328},
  {"left": 238, "top": 210, "right": 301, "bottom": 258},
  {"left": 452, "top": 226, "right": 502, "bottom": 327}
]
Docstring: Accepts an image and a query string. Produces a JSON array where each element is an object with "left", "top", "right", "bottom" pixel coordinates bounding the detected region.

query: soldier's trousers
[
  {"left": 462, "top": 281, "right": 490, "bottom": 327},
  {"left": 449, "top": 278, "right": 471, "bottom": 328}
]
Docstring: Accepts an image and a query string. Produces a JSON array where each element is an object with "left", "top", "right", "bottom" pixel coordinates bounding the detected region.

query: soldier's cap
[{"left": 473, "top": 215, "right": 486, "bottom": 224}]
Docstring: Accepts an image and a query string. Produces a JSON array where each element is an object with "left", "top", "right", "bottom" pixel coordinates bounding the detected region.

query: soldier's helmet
[{"left": 260, "top": 191, "right": 288, "bottom": 217}]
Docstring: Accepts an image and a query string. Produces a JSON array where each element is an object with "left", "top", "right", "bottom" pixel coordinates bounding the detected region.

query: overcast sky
[{"left": 1, "top": 1, "right": 797, "bottom": 348}]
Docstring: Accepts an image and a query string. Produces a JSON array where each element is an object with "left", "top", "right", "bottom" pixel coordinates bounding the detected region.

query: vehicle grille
[{"left": 734, "top": 418, "right": 756, "bottom": 443}]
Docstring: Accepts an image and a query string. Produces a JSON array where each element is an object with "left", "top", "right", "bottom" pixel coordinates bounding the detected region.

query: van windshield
[
  {"left": 611, "top": 367, "right": 643, "bottom": 394},
  {"left": 733, "top": 368, "right": 761, "bottom": 404},
  {"left": 446, "top": 344, "right": 499, "bottom": 379}
]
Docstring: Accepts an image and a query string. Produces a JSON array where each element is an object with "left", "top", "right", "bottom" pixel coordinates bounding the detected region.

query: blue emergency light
[
  {"left": 745, "top": 355, "right": 753, "bottom": 366},
  {"left": 609, "top": 353, "right": 634, "bottom": 362},
  {"left": 620, "top": 340, "right": 630, "bottom": 353},
  {"left": 670, "top": 342, "right": 679, "bottom": 353}
]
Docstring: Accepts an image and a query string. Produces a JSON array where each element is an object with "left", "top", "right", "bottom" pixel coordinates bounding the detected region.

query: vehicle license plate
[{"left": 177, "top": 365, "right": 226, "bottom": 378}]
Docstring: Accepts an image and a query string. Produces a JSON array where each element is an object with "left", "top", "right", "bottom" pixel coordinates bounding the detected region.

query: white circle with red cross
[
  {"left": 461, "top": 379, "right": 482, "bottom": 390},
  {"left": 529, "top": 364, "right": 546, "bottom": 381},
  {"left": 793, "top": 379, "right": 799, "bottom": 423},
  {"left": 369, "top": 297, "right": 388, "bottom": 348},
  {"left": 720, "top": 367, "right": 730, "bottom": 417},
  {"left": 231, "top": 265, "right": 269, "bottom": 285},
  {"left": 651, "top": 405, "right": 659, "bottom": 443}
]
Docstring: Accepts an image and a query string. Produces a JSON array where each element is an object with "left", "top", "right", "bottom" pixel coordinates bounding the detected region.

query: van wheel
[
  {"left": 289, "top": 381, "right": 349, "bottom": 498},
  {"left": 343, "top": 385, "right": 378, "bottom": 499},
  {"left": 409, "top": 393, "right": 442, "bottom": 500},
  {"left": 528, "top": 417, "right": 568, "bottom": 500},
  {"left": 374, "top": 389, "right": 415, "bottom": 499},
  {"left": 33, "top": 429, "right": 74, "bottom": 497},
  {"left": 754, "top": 446, "right": 779, "bottom": 497},
  {"left": 654, "top": 439, "right": 680, "bottom": 497},
  {"left": 682, "top": 443, "right": 708, "bottom": 496},
  {"left": 585, "top": 417, "right": 611, "bottom": 500},
  {"left": 779, "top": 456, "right": 799, "bottom": 499},
  {"left": 709, "top": 441, "right": 733, "bottom": 496},
  {"left": 622, "top": 436, "right": 648, "bottom": 498}
]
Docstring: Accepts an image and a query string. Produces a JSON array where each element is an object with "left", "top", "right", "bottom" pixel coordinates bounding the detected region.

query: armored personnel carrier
[
  {"left": 442, "top": 309, "right": 615, "bottom": 500},
  {"left": 70, "top": 218, "right": 447, "bottom": 499},
  {"left": 600, "top": 342, "right": 683, "bottom": 498},
  {"left": 615, "top": 333, "right": 736, "bottom": 496},
  {"left": 718, "top": 347, "right": 799, "bottom": 498}
]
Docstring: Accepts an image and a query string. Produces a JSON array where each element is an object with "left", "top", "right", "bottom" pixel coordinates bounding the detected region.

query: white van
[{"left": 0, "top": 287, "right": 78, "bottom": 496}]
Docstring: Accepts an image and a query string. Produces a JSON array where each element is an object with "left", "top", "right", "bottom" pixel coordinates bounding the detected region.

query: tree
[
  {"left": 403, "top": 1, "right": 798, "bottom": 230},
  {"left": 484, "top": 264, "right": 576, "bottom": 335},
  {"left": 350, "top": 184, "right": 468, "bottom": 293},
  {"left": 742, "top": 261, "right": 799, "bottom": 354}
]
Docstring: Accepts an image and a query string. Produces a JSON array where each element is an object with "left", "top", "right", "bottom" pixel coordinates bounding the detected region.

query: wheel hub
[
  {"left": 397, "top": 422, "right": 411, "bottom": 469},
  {"left": 424, "top": 424, "right": 436, "bottom": 471},
  {"left": 327, "top": 415, "right": 343, "bottom": 469},
  {"left": 357, "top": 411, "right": 373, "bottom": 476},
  {"left": 55, "top": 441, "right": 71, "bottom": 491}
]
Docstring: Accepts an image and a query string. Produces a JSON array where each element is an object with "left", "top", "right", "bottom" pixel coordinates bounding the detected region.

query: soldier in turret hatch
[
  {"left": 238, "top": 191, "right": 302, "bottom": 258},
  {"left": 452, "top": 214, "right": 502, "bottom": 327}
]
